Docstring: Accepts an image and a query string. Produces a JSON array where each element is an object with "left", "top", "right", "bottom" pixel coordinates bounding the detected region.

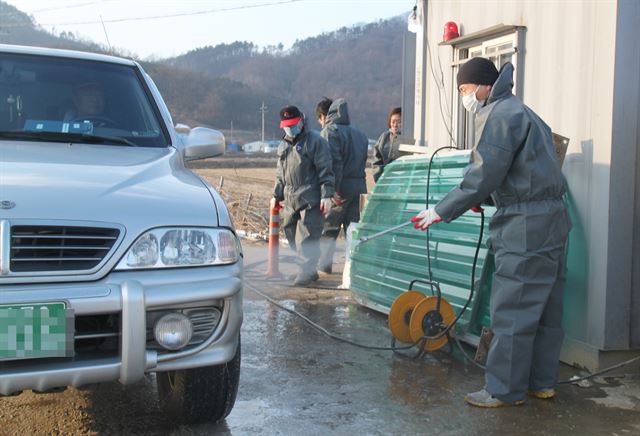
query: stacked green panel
[{"left": 350, "top": 152, "right": 495, "bottom": 338}]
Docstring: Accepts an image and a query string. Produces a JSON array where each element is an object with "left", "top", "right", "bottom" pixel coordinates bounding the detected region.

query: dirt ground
[{"left": 190, "top": 154, "right": 376, "bottom": 238}]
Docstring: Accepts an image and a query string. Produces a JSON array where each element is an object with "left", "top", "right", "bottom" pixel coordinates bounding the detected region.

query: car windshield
[{"left": 0, "top": 52, "right": 168, "bottom": 147}]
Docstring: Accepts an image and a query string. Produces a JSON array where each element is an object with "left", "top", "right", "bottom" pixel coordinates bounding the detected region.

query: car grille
[
  {"left": 74, "top": 314, "right": 121, "bottom": 355},
  {"left": 10, "top": 225, "right": 120, "bottom": 273}
]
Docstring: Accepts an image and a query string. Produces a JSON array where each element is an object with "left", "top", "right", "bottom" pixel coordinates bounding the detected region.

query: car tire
[{"left": 156, "top": 336, "right": 241, "bottom": 424}]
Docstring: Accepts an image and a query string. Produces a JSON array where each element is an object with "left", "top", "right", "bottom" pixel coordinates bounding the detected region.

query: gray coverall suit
[
  {"left": 372, "top": 130, "right": 401, "bottom": 182},
  {"left": 274, "top": 128, "right": 335, "bottom": 277},
  {"left": 318, "top": 99, "right": 369, "bottom": 272},
  {"left": 435, "top": 63, "right": 571, "bottom": 403}
]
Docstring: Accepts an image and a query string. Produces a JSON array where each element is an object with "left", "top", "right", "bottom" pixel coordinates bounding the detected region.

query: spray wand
[{"left": 357, "top": 220, "right": 414, "bottom": 244}]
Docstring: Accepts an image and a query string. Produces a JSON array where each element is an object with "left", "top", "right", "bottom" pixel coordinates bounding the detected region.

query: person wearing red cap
[
  {"left": 414, "top": 57, "right": 571, "bottom": 408},
  {"left": 272, "top": 105, "right": 336, "bottom": 286}
]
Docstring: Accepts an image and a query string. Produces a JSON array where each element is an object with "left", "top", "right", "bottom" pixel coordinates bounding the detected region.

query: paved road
[{"left": 1, "top": 243, "right": 639, "bottom": 435}]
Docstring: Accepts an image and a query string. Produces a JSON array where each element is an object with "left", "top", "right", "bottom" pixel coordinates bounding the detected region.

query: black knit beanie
[{"left": 456, "top": 57, "right": 499, "bottom": 87}]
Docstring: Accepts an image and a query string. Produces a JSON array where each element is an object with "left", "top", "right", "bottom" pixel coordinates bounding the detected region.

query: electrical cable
[
  {"left": 245, "top": 261, "right": 640, "bottom": 381},
  {"left": 244, "top": 280, "right": 423, "bottom": 352},
  {"left": 39, "top": 0, "right": 304, "bottom": 26},
  {"left": 419, "top": 149, "right": 640, "bottom": 381},
  {"left": 425, "top": 31, "right": 458, "bottom": 148},
  {"left": 424, "top": 146, "right": 456, "bottom": 280},
  {"left": 0, "top": 0, "right": 305, "bottom": 28},
  {"left": 453, "top": 336, "right": 486, "bottom": 370},
  {"left": 419, "top": 145, "right": 484, "bottom": 342},
  {"left": 424, "top": 32, "right": 457, "bottom": 148},
  {"left": 33, "top": 1, "right": 117, "bottom": 14},
  {"left": 557, "top": 355, "right": 640, "bottom": 385}
]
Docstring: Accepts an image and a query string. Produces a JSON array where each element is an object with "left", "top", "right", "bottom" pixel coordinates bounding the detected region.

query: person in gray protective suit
[
  {"left": 413, "top": 57, "right": 571, "bottom": 407},
  {"left": 272, "top": 105, "right": 336, "bottom": 286},
  {"left": 315, "top": 98, "right": 369, "bottom": 274}
]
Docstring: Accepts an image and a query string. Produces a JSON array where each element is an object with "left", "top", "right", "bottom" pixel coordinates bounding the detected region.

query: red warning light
[{"left": 443, "top": 21, "right": 459, "bottom": 42}]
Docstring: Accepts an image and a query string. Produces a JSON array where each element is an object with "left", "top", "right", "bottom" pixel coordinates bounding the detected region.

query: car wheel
[{"left": 156, "top": 336, "right": 241, "bottom": 424}]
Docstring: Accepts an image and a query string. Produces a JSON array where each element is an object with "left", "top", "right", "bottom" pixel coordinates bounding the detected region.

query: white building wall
[{"left": 421, "top": 0, "right": 619, "bottom": 356}]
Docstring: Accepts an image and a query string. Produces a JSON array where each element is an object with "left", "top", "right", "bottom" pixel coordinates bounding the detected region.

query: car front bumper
[{"left": 0, "top": 262, "right": 242, "bottom": 396}]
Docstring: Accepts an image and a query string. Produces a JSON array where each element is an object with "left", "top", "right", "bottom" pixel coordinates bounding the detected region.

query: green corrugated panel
[{"left": 350, "top": 152, "right": 495, "bottom": 337}]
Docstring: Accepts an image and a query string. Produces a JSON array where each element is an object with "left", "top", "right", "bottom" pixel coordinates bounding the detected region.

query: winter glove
[
  {"left": 270, "top": 197, "right": 284, "bottom": 210},
  {"left": 320, "top": 198, "right": 333, "bottom": 216},
  {"left": 333, "top": 192, "right": 344, "bottom": 206},
  {"left": 411, "top": 208, "right": 442, "bottom": 230}
]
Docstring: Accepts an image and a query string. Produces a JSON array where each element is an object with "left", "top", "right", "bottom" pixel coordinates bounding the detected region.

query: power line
[
  {"left": 0, "top": 1, "right": 115, "bottom": 17},
  {"left": 33, "top": 1, "right": 117, "bottom": 14},
  {"left": 33, "top": 0, "right": 304, "bottom": 27}
]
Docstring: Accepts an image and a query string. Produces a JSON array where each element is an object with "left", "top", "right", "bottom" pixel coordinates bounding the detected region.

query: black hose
[
  {"left": 420, "top": 146, "right": 484, "bottom": 342},
  {"left": 425, "top": 146, "right": 456, "bottom": 281},
  {"left": 557, "top": 355, "right": 640, "bottom": 385},
  {"left": 241, "top": 222, "right": 640, "bottom": 382},
  {"left": 244, "top": 280, "right": 423, "bottom": 352}
]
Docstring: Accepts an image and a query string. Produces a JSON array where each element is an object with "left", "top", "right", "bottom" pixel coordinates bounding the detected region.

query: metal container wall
[{"left": 350, "top": 152, "right": 495, "bottom": 339}]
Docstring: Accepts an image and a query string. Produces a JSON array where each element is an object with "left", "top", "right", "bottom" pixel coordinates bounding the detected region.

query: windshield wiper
[{"left": 0, "top": 130, "right": 138, "bottom": 147}]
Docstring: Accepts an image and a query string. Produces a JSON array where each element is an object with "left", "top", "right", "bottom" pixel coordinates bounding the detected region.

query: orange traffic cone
[{"left": 266, "top": 201, "right": 282, "bottom": 278}]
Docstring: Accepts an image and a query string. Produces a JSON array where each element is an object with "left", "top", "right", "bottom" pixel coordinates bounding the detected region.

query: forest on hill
[{"left": 163, "top": 18, "right": 405, "bottom": 138}]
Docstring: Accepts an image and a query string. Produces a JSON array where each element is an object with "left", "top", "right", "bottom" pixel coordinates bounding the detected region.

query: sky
[{"left": 3, "top": 0, "right": 413, "bottom": 59}]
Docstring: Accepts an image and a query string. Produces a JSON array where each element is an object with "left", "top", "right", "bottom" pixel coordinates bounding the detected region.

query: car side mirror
[{"left": 180, "top": 126, "right": 225, "bottom": 161}]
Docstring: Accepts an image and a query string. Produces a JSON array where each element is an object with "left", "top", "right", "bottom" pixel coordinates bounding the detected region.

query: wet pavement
[
  {"left": 219, "top": 243, "right": 640, "bottom": 435},
  {"left": 1, "top": 241, "right": 639, "bottom": 435}
]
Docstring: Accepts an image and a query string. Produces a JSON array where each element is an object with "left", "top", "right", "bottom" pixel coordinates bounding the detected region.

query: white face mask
[{"left": 462, "top": 86, "right": 484, "bottom": 113}]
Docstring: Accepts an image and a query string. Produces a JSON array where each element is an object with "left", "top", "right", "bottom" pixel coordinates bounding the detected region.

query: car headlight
[{"left": 116, "top": 227, "right": 239, "bottom": 270}]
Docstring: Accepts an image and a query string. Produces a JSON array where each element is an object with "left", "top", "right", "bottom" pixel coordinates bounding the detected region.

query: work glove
[
  {"left": 270, "top": 197, "right": 284, "bottom": 210},
  {"left": 411, "top": 208, "right": 442, "bottom": 230},
  {"left": 470, "top": 204, "right": 484, "bottom": 213},
  {"left": 320, "top": 197, "right": 333, "bottom": 216}
]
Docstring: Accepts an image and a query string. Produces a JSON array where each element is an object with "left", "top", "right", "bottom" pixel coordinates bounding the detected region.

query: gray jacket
[
  {"left": 320, "top": 99, "right": 368, "bottom": 199},
  {"left": 372, "top": 130, "right": 400, "bottom": 182},
  {"left": 435, "top": 63, "right": 566, "bottom": 221},
  {"left": 274, "top": 128, "right": 335, "bottom": 212}
]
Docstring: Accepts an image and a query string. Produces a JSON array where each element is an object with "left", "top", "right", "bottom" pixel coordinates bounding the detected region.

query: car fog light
[{"left": 154, "top": 313, "right": 193, "bottom": 351}]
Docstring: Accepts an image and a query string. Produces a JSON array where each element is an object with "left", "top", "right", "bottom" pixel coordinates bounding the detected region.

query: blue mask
[{"left": 284, "top": 124, "right": 301, "bottom": 138}]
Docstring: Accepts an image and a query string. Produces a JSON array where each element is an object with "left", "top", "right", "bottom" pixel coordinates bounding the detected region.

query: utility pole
[{"left": 259, "top": 101, "right": 268, "bottom": 144}]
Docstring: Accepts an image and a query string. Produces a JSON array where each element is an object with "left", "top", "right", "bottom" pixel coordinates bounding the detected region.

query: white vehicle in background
[
  {"left": 0, "top": 44, "right": 243, "bottom": 424},
  {"left": 242, "top": 140, "right": 263, "bottom": 153}
]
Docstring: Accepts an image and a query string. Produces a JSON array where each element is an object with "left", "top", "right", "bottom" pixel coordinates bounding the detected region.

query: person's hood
[
  {"left": 0, "top": 142, "right": 219, "bottom": 227},
  {"left": 325, "top": 98, "right": 350, "bottom": 126},
  {"left": 487, "top": 62, "right": 514, "bottom": 104}
]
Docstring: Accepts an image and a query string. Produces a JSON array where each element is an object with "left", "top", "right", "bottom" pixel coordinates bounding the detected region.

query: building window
[{"left": 451, "top": 31, "right": 522, "bottom": 149}]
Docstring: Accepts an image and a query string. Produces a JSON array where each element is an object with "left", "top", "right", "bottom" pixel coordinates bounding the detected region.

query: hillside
[
  {"left": 164, "top": 18, "right": 406, "bottom": 137},
  {"left": 0, "top": 1, "right": 406, "bottom": 139}
]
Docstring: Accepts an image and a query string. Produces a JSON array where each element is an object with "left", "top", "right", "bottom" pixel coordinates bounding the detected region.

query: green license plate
[{"left": 0, "top": 303, "right": 74, "bottom": 361}]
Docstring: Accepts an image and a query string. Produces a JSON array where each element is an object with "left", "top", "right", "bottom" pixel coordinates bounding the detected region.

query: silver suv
[{"left": 0, "top": 45, "right": 243, "bottom": 424}]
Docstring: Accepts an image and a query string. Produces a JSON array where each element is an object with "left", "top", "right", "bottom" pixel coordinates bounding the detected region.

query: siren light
[{"left": 443, "top": 21, "right": 459, "bottom": 41}]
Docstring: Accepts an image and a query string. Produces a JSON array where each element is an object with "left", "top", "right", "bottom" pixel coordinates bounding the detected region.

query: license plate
[{"left": 0, "top": 303, "right": 74, "bottom": 361}]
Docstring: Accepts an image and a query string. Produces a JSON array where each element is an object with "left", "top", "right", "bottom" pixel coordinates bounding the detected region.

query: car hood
[{"left": 0, "top": 142, "right": 218, "bottom": 227}]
